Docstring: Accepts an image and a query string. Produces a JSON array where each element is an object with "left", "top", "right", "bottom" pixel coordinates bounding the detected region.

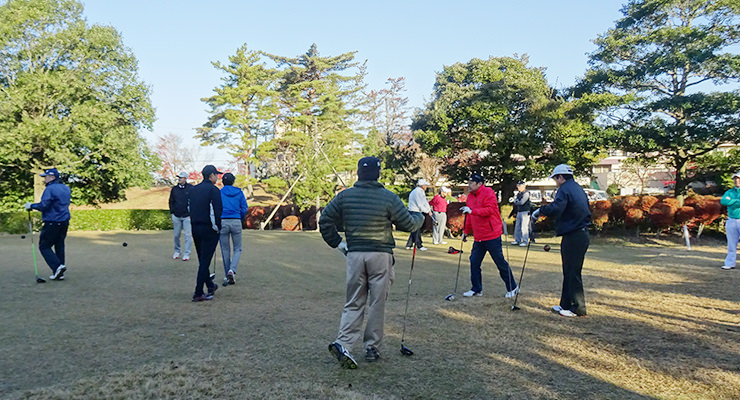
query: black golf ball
[
  {"left": 543, "top": 244, "right": 551, "bottom": 252},
  {"left": 122, "top": 242, "right": 128, "bottom": 247},
  {"left": 21, "top": 235, "right": 26, "bottom": 239}
]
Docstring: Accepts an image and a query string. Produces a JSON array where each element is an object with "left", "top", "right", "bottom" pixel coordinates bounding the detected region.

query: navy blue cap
[
  {"left": 469, "top": 172, "right": 484, "bottom": 183},
  {"left": 201, "top": 165, "right": 223, "bottom": 177},
  {"left": 357, "top": 156, "right": 381, "bottom": 181},
  {"left": 40, "top": 168, "right": 60, "bottom": 178}
]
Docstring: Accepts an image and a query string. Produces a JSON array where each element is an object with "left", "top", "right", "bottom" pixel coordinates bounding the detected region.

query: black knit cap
[
  {"left": 357, "top": 156, "right": 381, "bottom": 181},
  {"left": 469, "top": 172, "right": 484, "bottom": 183},
  {"left": 222, "top": 173, "right": 235, "bottom": 185}
]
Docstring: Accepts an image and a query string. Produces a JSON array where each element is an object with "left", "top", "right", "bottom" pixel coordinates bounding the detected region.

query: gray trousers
[
  {"left": 514, "top": 211, "right": 530, "bottom": 244},
  {"left": 336, "top": 251, "right": 395, "bottom": 351},
  {"left": 219, "top": 219, "right": 243, "bottom": 276},
  {"left": 172, "top": 215, "right": 192, "bottom": 257},
  {"left": 432, "top": 211, "right": 447, "bottom": 244}
]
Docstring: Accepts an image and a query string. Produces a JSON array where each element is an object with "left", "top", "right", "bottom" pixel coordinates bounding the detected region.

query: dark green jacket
[{"left": 320, "top": 180, "right": 424, "bottom": 254}]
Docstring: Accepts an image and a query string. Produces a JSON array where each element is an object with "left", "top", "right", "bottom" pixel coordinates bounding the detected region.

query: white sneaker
[
  {"left": 418, "top": 247, "right": 428, "bottom": 251},
  {"left": 172, "top": 252, "right": 179, "bottom": 259},
  {"left": 559, "top": 309, "right": 578, "bottom": 317},
  {"left": 721, "top": 265, "right": 735, "bottom": 270},
  {"left": 519, "top": 242, "right": 528, "bottom": 247},
  {"left": 406, "top": 246, "right": 413, "bottom": 250},
  {"left": 552, "top": 305, "right": 563, "bottom": 313},
  {"left": 432, "top": 242, "right": 439, "bottom": 245},
  {"left": 50, "top": 264, "right": 66, "bottom": 280},
  {"left": 505, "top": 287, "right": 519, "bottom": 299},
  {"left": 510, "top": 241, "right": 519, "bottom": 245},
  {"left": 463, "top": 290, "right": 482, "bottom": 297},
  {"left": 182, "top": 256, "right": 190, "bottom": 261},
  {"left": 441, "top": 241, "right": 447, "bottom": 244}
]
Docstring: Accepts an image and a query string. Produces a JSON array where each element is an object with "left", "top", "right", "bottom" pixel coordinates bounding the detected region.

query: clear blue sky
[{"left": 81, "top": 0, "right": 627, "bottom": 164}]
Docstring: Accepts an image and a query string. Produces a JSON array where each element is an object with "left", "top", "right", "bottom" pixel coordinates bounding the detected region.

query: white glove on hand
[
  {"left": 24, "top": 202, "right": 32, "bottom": 211},
  {"left": 336, "top": 241, "right": 348, "bottom": 257},
  {"left": 460, "top": 206, "right": 472, "bottom": 214},
  {"left": 531, "top": 209, "right": 541, "bottom": 220}
]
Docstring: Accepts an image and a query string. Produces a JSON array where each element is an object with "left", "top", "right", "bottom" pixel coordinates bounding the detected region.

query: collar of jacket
[{"left": 354, "top": 180, "right": 384, "bottom": 189}]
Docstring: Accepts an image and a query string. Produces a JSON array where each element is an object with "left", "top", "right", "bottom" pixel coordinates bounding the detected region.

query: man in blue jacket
[
  {"left": 219, "top": 173, "right": 248, "bottom": 286},
  {"left": 25, "top": 168, "right": 71, "bottom": 280},
  {"left": 532, "top": 164, "right": 591, "bottom": 317},
  {"left": 188, "top": 165, "right": 223, "bottom": 302}
]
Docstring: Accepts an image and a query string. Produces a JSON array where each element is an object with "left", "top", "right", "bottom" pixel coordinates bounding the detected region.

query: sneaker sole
[{"left": 328, "top": 344, "right": 357, "bottom": 369}]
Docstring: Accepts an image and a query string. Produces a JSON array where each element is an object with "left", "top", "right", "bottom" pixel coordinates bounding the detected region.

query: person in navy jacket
[
  {"left": 25, "top": 168, "right": 71, "bottom": 280},
  {"left": 219, "top": 173, "right": 248, "bottom": 286},
  {"left": 531, "top": 164, "right": 591, "bottom": 317},
  {"left": 188, "top": 165, "right": 223, "bottom": 302}
]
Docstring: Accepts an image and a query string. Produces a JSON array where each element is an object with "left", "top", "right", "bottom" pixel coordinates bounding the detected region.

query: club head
[
  {"left": 36, "top": 276, "right": 46, "bottom": 283},
  {"left": 511, "top": 304, "right": 521, "bottom": 311},
  {"left": 400, "top": 344, "right": 414, "bottom": 356},
  {"left": 209, "top": 273, "right": 216, "bottom": 280},
  {"left": 444, "top": 293, "right": 455, "bottom": 301}
]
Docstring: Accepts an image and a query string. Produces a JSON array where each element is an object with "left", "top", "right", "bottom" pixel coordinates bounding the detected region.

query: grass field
[{"left": 1, "top": 230, "right": 739, "bottom": 399}]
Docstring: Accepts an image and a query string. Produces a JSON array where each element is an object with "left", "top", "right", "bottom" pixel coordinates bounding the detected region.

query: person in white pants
[{"left": 720, "top": 172, "right": 740, "bottom": 269}]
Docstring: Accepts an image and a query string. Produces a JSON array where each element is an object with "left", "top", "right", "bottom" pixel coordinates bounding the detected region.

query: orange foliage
[
  {"left": 648, "top": 202, "right": 675, "bottom": 229},
  {"left": 675, "top": 206, "right": 696, "bottom": 225},
  {"left": 625, "top": 208, "right": 644, "bottom": 228},
  {"left": 640, "top": 195, "right": 659, "bottom": 212}
]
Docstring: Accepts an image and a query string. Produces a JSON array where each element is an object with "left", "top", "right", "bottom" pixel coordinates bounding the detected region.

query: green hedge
[{"left": 0, "top": 209, "right": 173, "bottom": 234}]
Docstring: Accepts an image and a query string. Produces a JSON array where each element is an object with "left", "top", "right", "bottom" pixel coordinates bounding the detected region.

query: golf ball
[
  {"left": 122, "top": 242, "right": 128, "bottom": 247},
  {"left": 544, "top": 244, "right": 551, "bottom": 252}
]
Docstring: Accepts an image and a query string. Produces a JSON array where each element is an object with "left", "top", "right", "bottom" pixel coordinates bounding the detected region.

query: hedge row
[{"left": 0, "top": 210, "right": 173, "bottom": 234}]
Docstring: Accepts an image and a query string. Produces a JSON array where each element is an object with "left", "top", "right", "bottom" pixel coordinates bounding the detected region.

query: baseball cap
[
  {"left": 201, "top": 165, "right": 223, "bottom": 177},
  {"left": 40, "top": 168, "right": 60, "bottom": 178},
  {"left": 441, "top": 186, "right": 451, "bottom": 193},
  {"left": 733, "top": 171, "right": 740, "bottom": 179},
  {"left": 177, "top": 171, "right": 188, "bottom": 178},
  {"left": 516, "top": 180, "right": 526, "bottom": 185},
  {"left": 469, "top": 172, "right": 484, "bottom": 183},
  {"left": 357, "top": 156, "right": 381, "bottom": 181},
  {"left": 417, "top": 178, "right": 430, "bottom": 186}
]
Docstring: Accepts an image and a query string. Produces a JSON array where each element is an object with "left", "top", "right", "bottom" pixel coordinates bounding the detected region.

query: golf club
[
  {"left": 210, "top": 243, "right": 217, "bottom": 281},
  {"left": 27, "top": 211, "right": 45, "bottom": 283},
  {"left": 400, "top": 244, "right": 417, "bottom": 356},
  {"left": 511, "top": 233, "right": 532, "bottom": 312},
  {"left": 445, "top": 214, "right": 467, "bottom": 301}
]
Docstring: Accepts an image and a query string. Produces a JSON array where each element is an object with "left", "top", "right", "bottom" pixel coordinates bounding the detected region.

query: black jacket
[
  {"left": 169, "top": 183, "right": 192, "bottom": 217},
  {"left": 188, "top": 180, "right": 222, "bottom": 230},
  {"left": 539, "top": 179, "right": 591, "bottom": 236}
]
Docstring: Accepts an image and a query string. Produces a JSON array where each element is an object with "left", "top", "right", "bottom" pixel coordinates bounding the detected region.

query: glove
[
  {"left": 531, "top": 209, "right": 541, "bottom": 220},
  {"left": 24, "top": 202, "right": 32, "bottom": 211},
  {"left": 336, "top": 241, "right": 348, "bottom": 257},
  {"left": 460, "top": 206, "right": 472, "bottom": 214}
]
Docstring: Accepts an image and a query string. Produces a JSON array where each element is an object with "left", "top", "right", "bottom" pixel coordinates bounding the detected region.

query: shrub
[
  {"left": 590, "top": 200, "right": 611, "bottom": 229},
  {"left": 648, "top": 202, "right": 675, "bottom": 231},
  {"left": 675, "top": 206, "right": 696, "bottom": 225},
  {"left": 640, "top": 195, "right": 659, "bottom": 212},
  {"left": 446, "top": 202, "right": 466, "bottom": 236},
  {"left": 0, "top": 210, "right": 173, "bottom": 233},
  {"left": 625, "top": 208, "right": 644, "bottom": 228},
  {"left": 262, "top": 177, "right": 288, "bottom": 194}
]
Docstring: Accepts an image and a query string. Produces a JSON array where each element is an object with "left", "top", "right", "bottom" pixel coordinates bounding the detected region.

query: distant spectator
[
  {"left": 510, "top": 180, "right": 531, "bottom": 247},
  {"left": 406, "top": 179, "right": 433, "bottom": 251},
  {"left": 430, "top": 186, "right": 451, "bottom": 245},
  {"left": 720, "top": 171, "right": 740, "bottom": 270},
  {"left": 169, "top": 171, "right": 192, "bottom": 261},
  {"left": 219, "top": 173, "right": 248, "bottom": 285}
]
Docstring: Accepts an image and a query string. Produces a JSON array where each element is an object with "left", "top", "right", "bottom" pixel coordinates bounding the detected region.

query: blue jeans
[
  {"left": 469, "top": 237, "right": 517, "bottom": 294},
  {"left": 39, "top": 221, "right": 68, "bottom": 273},
  {"left": 172, "top": 215, "right": 192, "bottom": 257},
  {"left": 219, "top": 219, "right": 243, "bottom": 276},
  {"left": 725, "top": 218, "right": 740, "bottom": 267}
]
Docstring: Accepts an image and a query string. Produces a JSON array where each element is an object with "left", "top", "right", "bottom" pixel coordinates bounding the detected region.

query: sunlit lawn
[{"left": 1, "top": 229, "right": 739, "bottom": 399}]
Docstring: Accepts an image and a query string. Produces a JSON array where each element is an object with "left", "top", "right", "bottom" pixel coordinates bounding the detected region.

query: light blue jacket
[{"left": 721, "top": 187, "right": 740, "bottom": 220}]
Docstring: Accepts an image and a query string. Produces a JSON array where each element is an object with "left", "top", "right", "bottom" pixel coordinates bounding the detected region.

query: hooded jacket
[
  {"left": 220, "top": 185, "right": 248, "bottom": 220},
  {"left": 31, "top": 179, "right": 71, "bottom": 222},
  {"left": 463, "top": 185, "right": 503, "bottom": 242}
]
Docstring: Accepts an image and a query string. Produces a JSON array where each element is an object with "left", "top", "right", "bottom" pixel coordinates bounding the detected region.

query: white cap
[
  {"left": 417, "top": 178, "right": 430, "bottom": 186},
  {"left": 549, "top": 164, "right": 574, "bottom": 178},
  {"left": 733, "top": 171, "right": 740, "bottom": 179},
  {"left": 177, "top": 171, "right": 188, "bottom": 178},
  {"left": 441, "top": 186, "right": 451, "bottom": 193}
]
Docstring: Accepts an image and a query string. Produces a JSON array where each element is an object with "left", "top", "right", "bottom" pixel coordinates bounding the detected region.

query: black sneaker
[
  {"left": 328, "top": 342, "right": 358, "bottom": 369},
  {"left": 192, "top": 294, "right": 213, "bottom": 302},
  {"left": 365, "top": 346, "right": 381, "bottom": 362},
  {"left": 208, "top": 284, "right": 218, "bottom": 296}
]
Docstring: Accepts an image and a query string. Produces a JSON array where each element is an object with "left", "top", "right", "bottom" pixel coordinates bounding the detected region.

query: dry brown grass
[{"left": 1, "top": 230, "right": 739, "bottom": 399}]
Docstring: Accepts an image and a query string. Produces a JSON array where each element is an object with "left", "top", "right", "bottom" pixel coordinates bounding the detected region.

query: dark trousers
[
  {"left": 192, "top": 223, "right": 218, "bottom": 297},
  {"left": 560, "top": 228, "right": 589, "bottom": 316},
  {"left": 39, "top": 221, "right": 68, "bottom": 273},
  {"left": 469, "top": 237, "right": 517, "bottom": 293},
  {"left": 405, "top": 229, "right": 423, "bottom": 248}
]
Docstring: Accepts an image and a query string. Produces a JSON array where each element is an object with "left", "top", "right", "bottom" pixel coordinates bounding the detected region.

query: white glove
[
  {"left": 336, "top": 241, "right": 348, "bottom": 257},
  {"left": 24, "top": 202, "right": 32, "bottom": 211},
  {"left": 460, "top": 206, "right": 472, "bottom": 214},
  {"left": 531, "top": 209, "right": 541, "bottom": 220}
]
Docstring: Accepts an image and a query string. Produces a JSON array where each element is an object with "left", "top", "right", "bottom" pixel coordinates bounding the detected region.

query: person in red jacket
[{"left": 460, "top": 172, "right": 518, "bottom": 298}]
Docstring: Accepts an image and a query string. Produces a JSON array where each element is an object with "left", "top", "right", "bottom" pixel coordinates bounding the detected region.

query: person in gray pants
[{"left": 219, "top": 173, "right": 248, "bottom": 286}]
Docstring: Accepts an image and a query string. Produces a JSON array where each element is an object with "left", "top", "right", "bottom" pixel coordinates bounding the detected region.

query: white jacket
[{"left": 408, "top": 186, "right": 431, "bottom": 214}]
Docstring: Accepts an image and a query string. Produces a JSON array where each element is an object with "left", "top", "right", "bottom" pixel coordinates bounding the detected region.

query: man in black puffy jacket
[
  {"left": 320, "top": 156, "right": 424, "bottom": 369},
  {"left": 187, "top": 165, "right": 223, "bottom": 302}
]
